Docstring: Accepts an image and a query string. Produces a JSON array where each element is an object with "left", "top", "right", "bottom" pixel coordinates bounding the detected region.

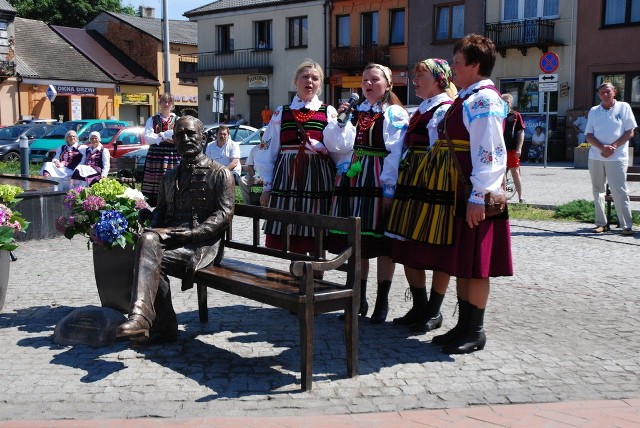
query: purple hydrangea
[{"left": 82, "top": 195, "right": 106, "bottom": 212}]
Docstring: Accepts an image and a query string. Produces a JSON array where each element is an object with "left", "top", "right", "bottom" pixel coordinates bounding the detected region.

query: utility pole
[{"left": 162, "top": 0, "right": 171, "bottom": 94}]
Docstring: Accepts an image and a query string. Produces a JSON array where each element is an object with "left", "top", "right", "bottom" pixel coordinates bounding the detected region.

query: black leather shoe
[
  {"left": 441, "top": 331, "right": 486, "bottom": 354},
  {"left": 410, "top": 312, "right": 443, "bottom": 333}
]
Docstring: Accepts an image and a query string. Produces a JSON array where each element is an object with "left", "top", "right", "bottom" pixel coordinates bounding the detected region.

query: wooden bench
[
  {"left": 193, "top": 204, "right": 361, "bottom": 391},
  {"left": 606, "top": 165, "right": 640, "bottom": 226},
  {"left": 108, "top": 157, "right": 137, "bottom": 188}
]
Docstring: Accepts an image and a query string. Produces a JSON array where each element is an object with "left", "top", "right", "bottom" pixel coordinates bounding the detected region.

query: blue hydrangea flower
[{"left": 94, "top": 210, "right": 128, "bottom": 245}]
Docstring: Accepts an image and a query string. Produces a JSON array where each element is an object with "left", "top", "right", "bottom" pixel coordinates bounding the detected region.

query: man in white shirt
[
  {"left": 204, "top": 125, "right": 241, "bottom": 181},
  {"left": 585, "top": 82, "right": 637, "bottom": 235},
  {"left": 573, "top": 112, "right": 588, "bottom": 145},
  {"left": 238, "top": 144, "right": 260, "bottom": 205}
]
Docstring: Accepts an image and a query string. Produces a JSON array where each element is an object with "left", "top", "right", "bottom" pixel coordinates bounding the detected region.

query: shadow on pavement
[{"left": 5, "top": 303, "right": 453, "bottom": 398}]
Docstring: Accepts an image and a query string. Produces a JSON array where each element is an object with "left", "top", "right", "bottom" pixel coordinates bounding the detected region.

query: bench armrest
[{"left": 290, "top": 247, "right": 353, "bottom": 277}]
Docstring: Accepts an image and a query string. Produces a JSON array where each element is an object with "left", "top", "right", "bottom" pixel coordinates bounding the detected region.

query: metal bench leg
[{"left": 197, "top": 284, "right": 208, "bottom": 322}]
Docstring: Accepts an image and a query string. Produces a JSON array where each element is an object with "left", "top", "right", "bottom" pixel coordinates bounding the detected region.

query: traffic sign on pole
[
  {"left": 213, "top": 76, "right": 224, "bottom": 92},
  {"left": 538, "top": 73, "right": 558, "bottom": 83},
  {"left": 539, "top": 82, "right": 558, "bottom": 92},
  {"left": 539, "top": 52, "right": 560, "bottom": 74}
]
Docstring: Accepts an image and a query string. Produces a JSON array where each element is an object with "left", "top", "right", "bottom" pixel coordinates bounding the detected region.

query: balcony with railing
[
  {"left": 0, "top": 59, "right": 16, "bottom": 77},
  {"left": 331, "top": 45, "right": 390, "bottom": 70},
  {"left": 177, "top": 48, "right": 273, "bottom": 78},
  {"left": 485, "top": 18, "right": 563, "bottom": 57}
]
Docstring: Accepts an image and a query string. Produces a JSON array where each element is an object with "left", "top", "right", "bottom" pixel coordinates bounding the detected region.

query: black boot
[
  {"left": 410, "top": 290, "right": 444, "bottom": 333},
  {"left": 370, "top": 280, "right": 392, "bottom": 324},
  {"left": 431, "top": 298, "right": 469, "bottom": 345},
  {"left": 339, "top": 280, "right": 368, "bottom": 320},
  {"left": 392, "top": 286, "right": 427, "bottom": 326},
  {"left": 441, "top": 304, "right": 486, "bottom": 354}
]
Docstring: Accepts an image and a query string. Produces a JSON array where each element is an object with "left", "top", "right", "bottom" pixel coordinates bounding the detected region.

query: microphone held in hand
[{"left": 337, "top": 93, "right": 360, "bottom": 124}]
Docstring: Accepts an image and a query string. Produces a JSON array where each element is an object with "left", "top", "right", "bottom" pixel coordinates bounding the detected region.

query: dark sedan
[{"left": 0, "top": 123, "right": 57, "bottom": 162}]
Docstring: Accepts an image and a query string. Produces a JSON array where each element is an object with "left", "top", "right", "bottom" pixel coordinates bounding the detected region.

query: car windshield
[
  {"left": 0, "top": 126, "right": 28, "bottom": 139},
  {"left": 42, "top": 121, "right": 88, "bottom": 138}
]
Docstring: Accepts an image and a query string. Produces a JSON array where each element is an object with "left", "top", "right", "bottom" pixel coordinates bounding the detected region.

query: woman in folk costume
[
  {"left": 323, "top": 63, "right": 409, "bottom": 324},
  {"left": 141, "top": 93, "right": 180, "bottom": 206},
  {"left": 254, "top": 59, "right": 338, "bottom": 252},
  {"left": 71, "top": 131, "right": 110, "bottom": 185},
  {"left": 386, "top": 59, "right": 456, "bottom": 333},
  {"left": 40, "top": 130, "right": 83, "bottom": 178},
  {"left": 399, "top": 34, "right": 512, "bottom": 354}
]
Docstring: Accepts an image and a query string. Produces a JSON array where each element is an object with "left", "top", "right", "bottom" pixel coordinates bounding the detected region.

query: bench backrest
[
  {"left": 627, "top": 165, "right": 640, "bottom": 182},
  {"left": 227, "top": 204, "right": 361, "bottom": 290}
]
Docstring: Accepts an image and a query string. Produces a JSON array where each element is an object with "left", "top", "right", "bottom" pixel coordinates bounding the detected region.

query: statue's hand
[{"left": 166, "top": 228, "right": 193, "bottom": 246}]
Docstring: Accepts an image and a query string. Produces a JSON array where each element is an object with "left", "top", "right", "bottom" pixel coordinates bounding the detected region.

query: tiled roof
[
  {"left": 104, "top": 11, "right": 197, "bottom": 45},
  {"left": 13, "top": 55, "right": 38, "bottom": 78},
  {"left": 52, "top": 25, "right": 158, "bottom": 86},
  {"left": 185, "top": 0, "right": 310, "bottom": 17},
  {"left": 14, "top": 17, "right": 113, "bottom": 83},
  {"left": 0, "top": 0, "right": 16, "bottom": 13}
]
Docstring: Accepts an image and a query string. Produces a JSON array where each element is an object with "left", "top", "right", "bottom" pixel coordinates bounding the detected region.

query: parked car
[
  {"left": 14, "top": 118, "right": 59, "bottom": 125},
  {"left": 80, "top": 126, "right": 146, "bottom": 158},
  {"left": 203, "top": 124, "right": 258, "bottom": 146},
  {"left": 29, "top": 119, "right": 127, "bottom": 163},
  {"left": 0, "top": 123, "right": 57, "bottom": 162},
  {"left": 120, "top": 126, "right": 263, "bottom": 182}
]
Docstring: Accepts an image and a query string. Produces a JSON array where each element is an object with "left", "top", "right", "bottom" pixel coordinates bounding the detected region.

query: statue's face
[{"left": 174, "top": 117, "right": 204, "bottom": 159}]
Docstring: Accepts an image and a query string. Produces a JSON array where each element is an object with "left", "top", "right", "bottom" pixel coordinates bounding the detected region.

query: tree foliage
[{"left": 9, "top": 0, "right": 136, "bottom": 27}]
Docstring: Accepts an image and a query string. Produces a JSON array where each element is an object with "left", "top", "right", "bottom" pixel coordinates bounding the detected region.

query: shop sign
[
  {"left": 248, "top": 75, "right": 268, "bottom": 88},
  {"left": 172, "top": 95, "right": 198, "bottom": 103},
  {"left": 55, "top": 86, "right": 96, "bottom": 95},
  {"left": 121, "top": 93, "right": 150, "bottom": 104}
]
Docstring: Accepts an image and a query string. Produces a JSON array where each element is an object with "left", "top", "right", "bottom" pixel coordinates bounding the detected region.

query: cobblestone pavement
[{"left": 1, "top": 163, "right": 639, "bottom": 423}]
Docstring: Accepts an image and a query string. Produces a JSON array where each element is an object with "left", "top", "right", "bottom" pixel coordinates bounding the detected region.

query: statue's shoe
[{"left": 116, "top": 315, "right": 150, "bottom": 338}]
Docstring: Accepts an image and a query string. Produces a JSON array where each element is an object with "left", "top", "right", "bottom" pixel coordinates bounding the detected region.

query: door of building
[{"left": 248, "top": 89, "right": 269, "bottom": 128}]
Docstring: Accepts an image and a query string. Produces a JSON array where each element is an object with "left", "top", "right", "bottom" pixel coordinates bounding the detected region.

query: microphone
[{"left": 337, "top": 93, "right": 360, "bottom": 124}]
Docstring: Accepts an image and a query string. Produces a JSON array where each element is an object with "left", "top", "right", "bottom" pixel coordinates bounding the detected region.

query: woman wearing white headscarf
[{"left": 72, "top": 131, "right": 110, "bottom": 185}]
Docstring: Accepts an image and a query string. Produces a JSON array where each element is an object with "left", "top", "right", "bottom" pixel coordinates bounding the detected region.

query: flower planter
[
  {"left": 92, "top": 244, "right": 135, "bottom": 313},
  {"left": 0, "top": 250, "right": 9, "bottom": 311},
  {"left": 574, "top": 147, "right": 590, "bottom": 169}
]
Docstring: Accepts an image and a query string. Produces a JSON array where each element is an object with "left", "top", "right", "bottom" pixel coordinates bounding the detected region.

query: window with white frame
[
  {"left": 288, "top": 16, "right": 308, "bottom": 48},
  {"left": 503, "top": 0, "right": 559, "bottom": 21},
  {"left": 435, "top": 3, "right": 464, "bottom": 41},
  {"left": 254, "top": 20, "right": 272, "bottom": 49},
  {"left": 336, "top": 15, "right": 350, "bottom": 47},
  {"left": 389, "top": 9, "right": 405, "bottom": 45},
  {"left": 361, "top": 12, "right": 379, "bottom": 46},
  {"left": 603, "top": 0, "right": 640, "bottom": 26},
  {"left": 217, "top": 24, "right": 234, "bottom": 52},
  {"left": 0, "top": 21, "right": 8, "bottom": 60}
]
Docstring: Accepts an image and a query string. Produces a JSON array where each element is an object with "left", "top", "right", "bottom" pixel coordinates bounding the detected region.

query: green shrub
[
  {"left": 554, "top": 199, "right": 595, "bottom": 223},
  {"left": 0, "top": 161, "right": 41, "bottom": 175}
]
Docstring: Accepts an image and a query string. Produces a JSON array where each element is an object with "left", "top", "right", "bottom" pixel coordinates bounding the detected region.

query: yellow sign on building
[{"left": 121, "top": 93, "right": 150, "bottom": 104}]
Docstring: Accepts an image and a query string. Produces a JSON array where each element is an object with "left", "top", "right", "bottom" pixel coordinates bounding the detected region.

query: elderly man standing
[
  {"left": 116, "top": 115, "right": 235, "bottom": 344},
  {"left": 586, "top": 82, "right": 637, "bottom": 236}
]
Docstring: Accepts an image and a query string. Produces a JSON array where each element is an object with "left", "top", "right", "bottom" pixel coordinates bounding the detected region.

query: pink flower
[{"left": 82, "top": 195, "right": 106, "bottom": 212}]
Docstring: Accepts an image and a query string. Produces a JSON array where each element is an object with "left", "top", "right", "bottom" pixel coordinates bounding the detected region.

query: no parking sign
[{"left": 539, "top": 52, "right": 560, "bottom": 74}]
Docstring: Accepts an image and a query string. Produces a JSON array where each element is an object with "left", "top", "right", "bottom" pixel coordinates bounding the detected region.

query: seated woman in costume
[
  {"left": 72, "top": 131, "right": 110, "bottom": 185},
  {"left": 40, "top": 130, "right": 83, "bottom": 178}
]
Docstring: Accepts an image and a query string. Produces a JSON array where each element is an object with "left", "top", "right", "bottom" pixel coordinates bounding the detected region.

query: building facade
[
  {"left": 329, "top": 0, "right": 409, "bottom": 106},
  {"left": 85, "top": 10, "right": 199, "bottom": 120},
  {"left": 184, "top": 0, "right": 327, "bottom": 128}
]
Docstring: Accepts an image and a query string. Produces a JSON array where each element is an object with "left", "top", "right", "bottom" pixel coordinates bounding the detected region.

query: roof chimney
[{"left": 139, "top": 6, "right": 155, "bottom": 18}]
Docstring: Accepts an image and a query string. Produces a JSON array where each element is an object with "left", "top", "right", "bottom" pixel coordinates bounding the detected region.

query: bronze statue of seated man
[{"left": 116, "top": 115, "right": 235, "bottom": 344}]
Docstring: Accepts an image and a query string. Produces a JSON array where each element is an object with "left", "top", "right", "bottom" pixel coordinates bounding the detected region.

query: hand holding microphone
[{"left": 337, "top": 93, "right": 360, "bottom": 124}]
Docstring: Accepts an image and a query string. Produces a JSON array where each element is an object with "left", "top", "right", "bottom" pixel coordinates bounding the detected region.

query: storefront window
[{"left": 500, "top": 77, "right": 557, "bottom": 114}]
